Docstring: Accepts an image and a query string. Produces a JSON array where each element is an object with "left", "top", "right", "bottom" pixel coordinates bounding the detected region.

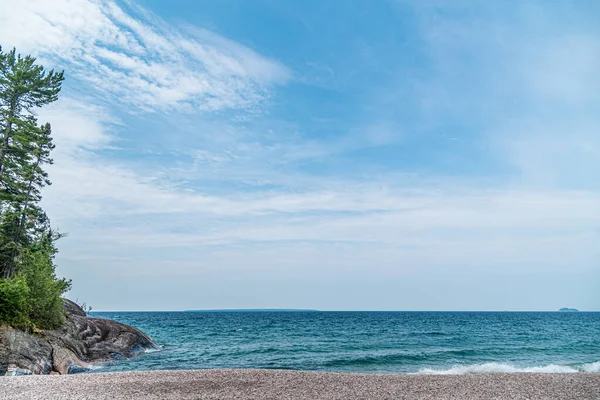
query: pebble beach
[{"left": 1, "top": 369, "right": 599, "bottom": 400}]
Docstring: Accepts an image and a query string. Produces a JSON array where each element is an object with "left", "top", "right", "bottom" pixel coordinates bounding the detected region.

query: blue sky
[{"left": 1, "top": 0, "right": 599, "bottom": 310}]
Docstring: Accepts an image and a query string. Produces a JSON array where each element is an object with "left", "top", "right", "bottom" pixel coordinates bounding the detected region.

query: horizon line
[{"left": 88, "top": 308, "right": 591, "bottom": 313}]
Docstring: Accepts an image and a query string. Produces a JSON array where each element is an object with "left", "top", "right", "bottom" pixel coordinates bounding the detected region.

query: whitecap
[
  {"left": 144, "top": 345, "right": 164, "bottom": 353},
  {"left": 414, "top": 362, "right": 592, "bottom": 375},
  {"left": 580, "top": 361, "right": 600, "bottom": 372}
]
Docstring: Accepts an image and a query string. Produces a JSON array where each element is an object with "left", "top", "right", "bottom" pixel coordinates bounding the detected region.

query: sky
[{"left": 0, "top": 0, "right": 598, "bottom": 311}]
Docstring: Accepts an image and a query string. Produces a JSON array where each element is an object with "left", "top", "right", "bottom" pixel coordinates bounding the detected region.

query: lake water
[{"left": 89, "top": 311, "right": 600, "bottom": 374}]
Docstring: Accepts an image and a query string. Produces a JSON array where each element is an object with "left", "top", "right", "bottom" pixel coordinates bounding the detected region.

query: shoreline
[{"left": 1, "top": 369, "right": 599, "bottom": 399}]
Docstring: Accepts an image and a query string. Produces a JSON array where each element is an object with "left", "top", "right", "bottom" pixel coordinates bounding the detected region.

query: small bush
[{"left": 0, "top": 275, "right": 30, "bottom": 329}]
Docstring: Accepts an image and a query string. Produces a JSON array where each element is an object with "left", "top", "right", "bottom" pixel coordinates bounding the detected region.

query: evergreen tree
[
  {"left": 0, "top": 47, "right": 63, "bottom": 204},
  {"left": 0, "top": 46, "right": 70, "bottom": 330}
]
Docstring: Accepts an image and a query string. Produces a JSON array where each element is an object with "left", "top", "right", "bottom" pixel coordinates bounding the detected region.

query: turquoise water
[{"left": 89, "top": 311, "right": 600, "bottom": 374}]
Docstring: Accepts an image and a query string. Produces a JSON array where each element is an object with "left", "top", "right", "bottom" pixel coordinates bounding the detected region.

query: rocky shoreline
[{"left": 0, "top": 300, "right": 158, "bottom": 375}]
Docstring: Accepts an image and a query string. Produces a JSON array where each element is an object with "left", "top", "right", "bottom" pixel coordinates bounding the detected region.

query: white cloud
[
  {"left": 41, "top": 100, "right": 600, "bottom": 254},
  {"left": 0, "top": 0, "right": 290, "bottom": 112},
  {"left": 42, "top": 99, "right": 117, "bottom": 152}
]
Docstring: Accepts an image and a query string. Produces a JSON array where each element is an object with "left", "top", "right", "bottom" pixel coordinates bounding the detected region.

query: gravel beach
[{"left": 1, "top": 369, "right": 599, "bottom": 400}]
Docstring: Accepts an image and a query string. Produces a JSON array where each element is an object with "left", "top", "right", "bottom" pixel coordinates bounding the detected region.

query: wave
[
  {"left": 415, "top": 361, "right": 600, "bottom": 375},
  {"left": 144, "top": 345, "right": 164, "bottom": 353},
  {"left": 581, "top": 361, "right": 600, "bottom": 372}
]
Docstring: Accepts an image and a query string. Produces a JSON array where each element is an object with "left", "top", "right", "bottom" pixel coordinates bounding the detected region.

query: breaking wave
[
  {"left": 415, "top": 361, "right": 600, "bottom": 375},
  {"left": 144, "top": 345, "right": 164, "bottom": 353}
]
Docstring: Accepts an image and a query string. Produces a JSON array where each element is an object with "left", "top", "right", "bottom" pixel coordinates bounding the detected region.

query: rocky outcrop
[
  {"left": 0, "top": 329, "right": 53, "bottom": 375},
  {"left": 0, "top": 300, "right": 158, "bottom": 375}
]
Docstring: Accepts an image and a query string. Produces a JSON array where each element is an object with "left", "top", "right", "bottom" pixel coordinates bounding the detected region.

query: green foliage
[
  {"left": 0, "top": 275, "right": 30, "bottom": 328},
  {"left": 20, "top": 247, "right": 71, "bottom": 329},
  {"left": 0, "top": 47, "right": 64, "bottom": 111},
  {"left": 0, "top": 233, "right": 71, "bottom": 329},
  {"left": 0, "top": 45, "right": 70, "bottom": 330}
]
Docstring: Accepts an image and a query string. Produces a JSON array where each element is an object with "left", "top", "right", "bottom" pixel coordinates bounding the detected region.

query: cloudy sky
[{"left": 1, "top": 0, "right": 598, "bottom": 311}]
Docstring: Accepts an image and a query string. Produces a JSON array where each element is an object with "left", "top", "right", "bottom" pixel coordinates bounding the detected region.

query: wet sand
[{"left": 1, "top": 369, "right": 599, "bottom": 400}]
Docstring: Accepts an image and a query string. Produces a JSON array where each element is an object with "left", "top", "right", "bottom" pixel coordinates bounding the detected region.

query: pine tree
[
  {"left": 0, "top": 47, "right": 63, "bottom": 200},
  {"left": 0, "top": 46, "right": 70, "bottom": 329}
]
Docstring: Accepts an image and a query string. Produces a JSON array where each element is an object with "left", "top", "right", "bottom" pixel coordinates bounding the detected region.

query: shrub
[
  {"left": 19, "top": 248, "right": 71, "bottom": 329},
  {"left": 0, "top": 243, "right": 72, "bottom": 330},
  {"left": 0, "top": 275, "right": 30, "bottom": 329}
]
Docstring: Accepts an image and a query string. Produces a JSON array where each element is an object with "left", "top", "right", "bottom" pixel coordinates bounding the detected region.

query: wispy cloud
[{"left": 0, "top": 0, "right": 290, "bottom": 112}]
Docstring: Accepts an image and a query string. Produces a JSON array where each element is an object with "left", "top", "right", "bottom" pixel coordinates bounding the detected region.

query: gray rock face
[
  {"left": 0, "top": 300, "right": 157, "bottom": 375},
  {"left": 63, "top": 299, "right": 87, "bottom": 317},
  {"left": 0, "top": 330, "right": 53, "bottom": 376},
  {"left": 46, "top": 300, "right": 156, "bottom": 364}
]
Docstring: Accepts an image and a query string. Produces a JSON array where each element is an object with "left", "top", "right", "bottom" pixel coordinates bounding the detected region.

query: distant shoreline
[
  {"left": 2, "top": 369, "right": 599, "bottom": 399},
  {"left": 183, "top": 309, "right": 320, "bottom": 312}
]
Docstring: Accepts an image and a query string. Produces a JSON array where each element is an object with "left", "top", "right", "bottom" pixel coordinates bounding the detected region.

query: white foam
[
  {"left": 144, "top": 345, "right": 164, "bottom": 353},
  {"left": 581, "top": 361, "right": 600, "bottom": 373},
  {"left": 414, "top": 362, "right": 598, "bottom": 375}
]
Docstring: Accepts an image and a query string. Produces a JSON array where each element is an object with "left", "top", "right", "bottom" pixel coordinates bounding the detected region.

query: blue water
[{"left": 89, "top": 311, "right": 600, "bottom": 374}]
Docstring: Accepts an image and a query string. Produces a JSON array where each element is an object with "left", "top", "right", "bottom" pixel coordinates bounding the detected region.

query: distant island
[
  {"left": 185, "top": 309, "right": 319, "bottom": 312},
  {"left": 558, "top": 308, "right": 579, "bottom": 312}
]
